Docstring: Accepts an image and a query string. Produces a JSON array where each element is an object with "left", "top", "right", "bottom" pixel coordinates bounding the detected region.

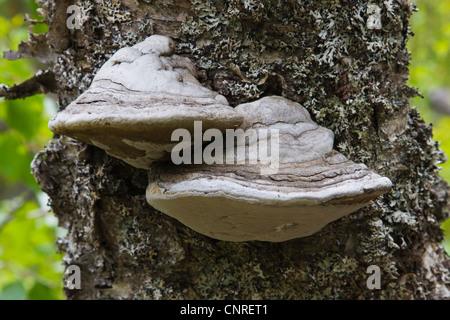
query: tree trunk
[{"left": 17, "top": 0, "right": 450, "bottom": 299}]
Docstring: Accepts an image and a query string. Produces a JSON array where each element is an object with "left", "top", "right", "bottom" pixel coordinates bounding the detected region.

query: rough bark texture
[{"left": 19, "top": 0, "right": 450, "bottom": 299}]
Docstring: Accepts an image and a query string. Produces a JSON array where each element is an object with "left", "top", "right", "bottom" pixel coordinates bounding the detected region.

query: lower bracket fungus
[{"left": 146, "top": 97, "right": 392, "bottom": 242}]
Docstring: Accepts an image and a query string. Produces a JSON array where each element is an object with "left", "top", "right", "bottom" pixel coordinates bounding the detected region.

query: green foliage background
[
  {"left": 0, "top": 0, "right": 63, "bottom": 300},
  {"left": 408, "top": 0, "right": 450, "bottom": 254},
  {"left": 0, "top": 0, "right": 448, "bottom": 299}
]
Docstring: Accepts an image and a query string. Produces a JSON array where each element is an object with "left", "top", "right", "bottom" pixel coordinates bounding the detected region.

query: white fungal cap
[
  {"left": 146, "top": 96, "right": 393, "bottom": 242},
  {"left": 48, "top": 35, "right": 243, "bottom": 169}
]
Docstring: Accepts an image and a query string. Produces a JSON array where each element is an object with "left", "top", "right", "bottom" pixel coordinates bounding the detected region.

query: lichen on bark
[{"left": 25, "top": 0, "right": 450, "bottom": 299}]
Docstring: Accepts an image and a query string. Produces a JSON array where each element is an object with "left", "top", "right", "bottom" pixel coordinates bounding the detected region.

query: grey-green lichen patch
[
  {"left": 37, "top": 0, "right": 144, "bottom": 107},
  {"left": 178, "top": 0, "right": 416, "bottom": 108}
]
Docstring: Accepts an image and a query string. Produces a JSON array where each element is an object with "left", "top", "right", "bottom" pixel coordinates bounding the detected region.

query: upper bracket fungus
[{"left": 48, "top": 35, "right": 243, "bottom": 169}]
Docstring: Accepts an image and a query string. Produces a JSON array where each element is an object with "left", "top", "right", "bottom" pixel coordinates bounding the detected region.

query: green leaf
[
  {"left": 0, "top": 281, "right": 26, "bottom": 300},
  {"left": 4, "top": 96, "right": 45, "bottom": 140},
  {"left": 27, "top": 282, "right": 61, "bottom": 300},
  {"left": 0, "top": 131, "right": 37, "bottom": 188}
]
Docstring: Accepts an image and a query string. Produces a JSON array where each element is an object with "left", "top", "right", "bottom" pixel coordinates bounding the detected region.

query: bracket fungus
[
  {"left": 48, "top": 35, "right": 243, "bottom": 169},
  {"left": 48, "top": 35, "right": 392, "bottom": 242},
  {"left": 146, "top": 96, "right": 392, "bottom": 242}
]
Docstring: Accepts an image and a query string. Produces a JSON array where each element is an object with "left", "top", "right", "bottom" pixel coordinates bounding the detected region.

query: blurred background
[
  {"left": 0, "top": 0, "right": 449, "bottom": 299},
  {"left": 0, "top": 0, "right": 63, "bottom": 300},
  {"left": 408, "top": 0, "right": 450, "bottom": 255}
]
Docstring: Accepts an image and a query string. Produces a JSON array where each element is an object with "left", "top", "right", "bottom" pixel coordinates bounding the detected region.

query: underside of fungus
[{"left": 48, "top": 35, "right": 392, "bottom": 242}]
